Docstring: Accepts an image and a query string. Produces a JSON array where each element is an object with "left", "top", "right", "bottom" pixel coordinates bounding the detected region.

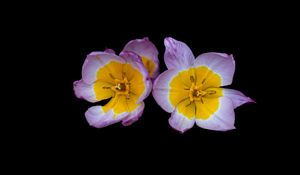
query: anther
[
  {"left": 190, "top": 76, "right": 195, "bottom": 83},
  {"left": 109, "top": 73, "right": 115, "bottom": 79},
  {"left": 208, "top": 90, "right": 216, "bottom": 95},
  {"left": 185, "top": 101, "right": 192, "bottom": 107}
]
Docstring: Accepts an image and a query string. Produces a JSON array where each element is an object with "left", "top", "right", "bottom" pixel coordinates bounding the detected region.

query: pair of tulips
[{"left": 74, "top": 37, "right": 254, "bottom": 133}]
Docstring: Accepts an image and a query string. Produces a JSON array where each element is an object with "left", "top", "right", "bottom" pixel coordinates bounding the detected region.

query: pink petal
[
  {"left": 143, "top": 79, "right": 152, "bottom": 102},
  {"left": 122, "top": 102, "right": 145, "bottom": 126},
  {"left": 193, "top": 52, "right": 235, "bottom": 86},
  {"left": 222, "top": 89, "right": 255, "bottom": 108},
  {"left": 104, "top": 48, "right": 116, "bottom": 54},
  {"left": 152, "top": 69, "right": 182, "bottom": 113},
  {"left": 164, "top": 37, "right": 195, "bottom": 70},
  {"left": 82, "top": 52, "right": 125, "bottom": 84},
  {"left": 119, "top": 50, "right": 143, "bottom": 64},
  {"left": 195, "top": 97, "right": 235, "bottom": 131},
  {"left": 169, "top": 107, "right": 195, "bottom": 133},
  {"left": 122, "top": 37, "right": 158, "bottom": 61},
  {"left": 120, "top": 51, "right": 152, "bottom": 103},
  {"left": 122, "top": 37, "right": 159, "bottom": 78},
  {"left": 85, "top": 106, "right": 129, "bottom": 128},
  {"left": 73, "top": 80, "right": 97, "bottom": 102}
]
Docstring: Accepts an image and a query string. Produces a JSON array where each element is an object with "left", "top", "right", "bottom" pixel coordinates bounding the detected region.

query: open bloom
[
  {"left": 74, "top": 49, "right": 152, "bottom": 128},
  {"left": 122, "top": 37, "right": 160, "bottom": 79},
  {"left": 153, "top": 37, "right": 255, "bottom": 133}
]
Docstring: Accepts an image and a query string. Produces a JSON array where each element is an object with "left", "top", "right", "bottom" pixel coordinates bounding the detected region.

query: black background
[{"left": 10, "top": 2, "right": 287, "bottom": 169}]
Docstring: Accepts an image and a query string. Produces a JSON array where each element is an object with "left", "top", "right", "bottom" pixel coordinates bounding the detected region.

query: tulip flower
[
  {"left": 153, "top": 37, "right": 255, "bottom": 133},
  {"left": 74, "top": 49, "right": 152, "bottom": 128}
]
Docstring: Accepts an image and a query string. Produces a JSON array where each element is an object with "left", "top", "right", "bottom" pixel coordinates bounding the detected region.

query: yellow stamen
[
  {"left": 111, "top": 77, "right": 130, "bottom": 96},
  {"left": 190, "top": 76, "right": 195, "bottom": 83},
  {"left": 188, "top": 82, "right": 208, "bottom": 102}
]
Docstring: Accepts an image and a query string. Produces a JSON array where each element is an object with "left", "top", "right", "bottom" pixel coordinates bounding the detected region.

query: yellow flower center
[
  {"left": 169, "top": 66, "right": 222, "bottom": 120},
  {"left": 94, "top": 61, "right": 146, "bottom": 115},
  {"left": 188, "top": 76, "right": 218, "bottom": 103},
  {"left": 111, "top": 76, "right": 130, "bottom": 96}
]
